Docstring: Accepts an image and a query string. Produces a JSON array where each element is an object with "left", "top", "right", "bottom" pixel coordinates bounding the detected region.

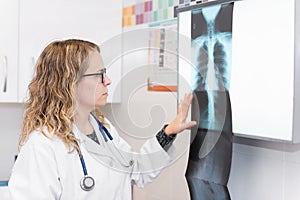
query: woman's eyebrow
[{"left": 96, "top": 68, "right": 106, "bottom": 72}]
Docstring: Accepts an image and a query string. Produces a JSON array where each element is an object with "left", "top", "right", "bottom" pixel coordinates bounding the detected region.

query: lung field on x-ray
[{"left": 191, "top": 4, "right": 233, "bottom": 130}]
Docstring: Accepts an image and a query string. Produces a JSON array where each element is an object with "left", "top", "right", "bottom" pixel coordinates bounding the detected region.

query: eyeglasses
[{"left": 81, "top": 68, "right": 106, "bottom": 83}]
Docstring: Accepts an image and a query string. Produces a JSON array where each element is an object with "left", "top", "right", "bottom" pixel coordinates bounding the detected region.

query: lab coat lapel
[
  {"left": 80, "top": 133, "right": 106, "bottom": 155},
  {"left": 73, "top": 116, "right": 134, "bottom": 171},
  {"left": 73, "top": 123, "right": 115, "bottom": 169},
  {"left": 72, "top": 118, "right": 107, "bottom": 156},
  {"left": 89, "top": 115, "right": 135, "bottom": 168}
]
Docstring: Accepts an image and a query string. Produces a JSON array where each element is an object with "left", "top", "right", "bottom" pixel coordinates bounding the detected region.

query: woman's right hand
[{"left": 164, "top": 93, "right": 197, "bottom": 135}]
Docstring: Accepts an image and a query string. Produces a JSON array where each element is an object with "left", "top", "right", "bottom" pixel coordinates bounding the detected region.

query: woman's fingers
[
  {"left": 180, "top": 93, "right": 193, "bottom": 122},
  {"left": 165, "top": 93, "right": 197, "bottom": 135},
  {"left": 182, "top": 121, "right": 197, "bottom": 130}
]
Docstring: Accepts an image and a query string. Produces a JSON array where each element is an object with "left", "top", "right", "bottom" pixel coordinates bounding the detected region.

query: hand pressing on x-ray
[{"left": 164, "top": 93, "right": 197, "bottom": 135}]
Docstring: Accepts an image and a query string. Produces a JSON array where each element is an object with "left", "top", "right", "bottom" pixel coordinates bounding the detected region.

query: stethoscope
[{"left": 75, "top": 115, "right": 134, "bottom": 191}]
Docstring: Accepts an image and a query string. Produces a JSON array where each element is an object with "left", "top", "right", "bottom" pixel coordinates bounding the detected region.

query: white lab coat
[{"left": 8, "top": 115, "right": 174, "bottom": 200}]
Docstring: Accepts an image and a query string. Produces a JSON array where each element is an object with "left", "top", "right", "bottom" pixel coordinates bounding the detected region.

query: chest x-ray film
[
  {"left": 178, "top": 0, "right": 300, "bottom": 141},
  {"left": 178, "top": 0, "right": 234, "bottom": 132},
  {"left": 178, "top": 2, "right": 235, "bottom": 199}
]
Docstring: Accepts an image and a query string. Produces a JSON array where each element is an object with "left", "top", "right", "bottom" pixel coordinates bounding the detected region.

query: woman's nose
[{"left": 104, "top": 75, "right": 111, "bottom": 86}]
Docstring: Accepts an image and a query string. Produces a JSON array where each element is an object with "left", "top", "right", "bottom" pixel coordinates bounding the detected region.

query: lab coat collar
[
  {"left": 72, "top": 115, "right": 117, "bottom": 166},
  {"left": 73, "top": 115, "right": 133, "bottom": 170},
  {"left": 72, "top": 114, "right": 106, "bottom": 154}
]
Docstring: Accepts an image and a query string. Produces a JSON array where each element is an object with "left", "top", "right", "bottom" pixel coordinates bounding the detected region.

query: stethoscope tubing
[
  {"left": 95, "top": 117, "right": 113, "bottom": 142},
  {"left": 74, "top": 140, "right": 95, "bottom": 191},
  {"left": 79, "top": 152, "right": 88, "bottom": 176}
]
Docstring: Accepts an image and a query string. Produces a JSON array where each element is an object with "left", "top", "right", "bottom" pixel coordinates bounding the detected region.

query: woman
[{"left": 8, "top": 39, "right": 196, "bottom": 200}]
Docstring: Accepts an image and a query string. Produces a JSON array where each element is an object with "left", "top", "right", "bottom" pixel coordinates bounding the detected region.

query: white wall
[{"left": 228, "top": 137, "right": 300, "bottom": 200}]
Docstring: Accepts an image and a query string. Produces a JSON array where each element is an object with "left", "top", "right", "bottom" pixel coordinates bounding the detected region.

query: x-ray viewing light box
[{"left": 177, "top": 0, "right": 300, "bottom": 142}]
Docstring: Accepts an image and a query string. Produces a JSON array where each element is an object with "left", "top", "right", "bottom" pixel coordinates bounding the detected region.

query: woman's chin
[{"left": 95, "top": 100, "right": 107, "bottom": 107}]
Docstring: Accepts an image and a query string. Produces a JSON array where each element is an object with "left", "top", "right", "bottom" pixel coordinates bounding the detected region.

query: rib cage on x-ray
[{"left": 192, "top": 33, "right": 232, "bottom": 91}]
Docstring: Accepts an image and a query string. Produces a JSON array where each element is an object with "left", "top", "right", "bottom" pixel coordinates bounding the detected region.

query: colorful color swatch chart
[{"left": 123, "top": 0, "right": 178, "bottom": 27}]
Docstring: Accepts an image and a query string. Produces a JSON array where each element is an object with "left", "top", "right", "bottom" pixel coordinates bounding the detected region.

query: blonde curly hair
[{"left": 19, "top": 39, "right": 107, "bottom": 152}]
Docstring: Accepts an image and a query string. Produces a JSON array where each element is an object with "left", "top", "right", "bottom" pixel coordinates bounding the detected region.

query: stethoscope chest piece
[{"left": 80, "top": 175, "right": 95, "bottom": 191}]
